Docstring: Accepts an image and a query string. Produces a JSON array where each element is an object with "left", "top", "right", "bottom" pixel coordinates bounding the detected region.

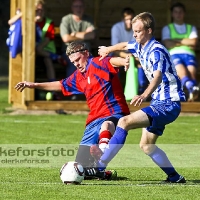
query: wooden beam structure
[
  {"left": 9, "top": 0, "right": 35, "bottom": 109},
  {"left": 21, "top": 101, "right": 200, "bottom": 113},
  {"left": 8, "top": 0, "right": 200, "bottom": 113}
]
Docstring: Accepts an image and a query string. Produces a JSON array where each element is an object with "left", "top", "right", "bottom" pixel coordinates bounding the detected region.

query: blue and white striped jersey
[{"left": 128, "top": 37, "right": 186, "bottom": 101}]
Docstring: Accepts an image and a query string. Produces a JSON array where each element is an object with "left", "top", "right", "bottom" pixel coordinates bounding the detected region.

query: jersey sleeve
[
  {"left": 90, "top": 57, "right": 119, "bottom": 82},
  {"left": 60, "top": 72, "right": 84, "bottom": 96},
  {"left": 161, "top": 25, "right": 170, "bottom": 40},
  {"left": 189, "top": 26, "right": 198, "bottom": 39},
  {"left": 127, "top": 40, "right": 138, "bottom": 57}
]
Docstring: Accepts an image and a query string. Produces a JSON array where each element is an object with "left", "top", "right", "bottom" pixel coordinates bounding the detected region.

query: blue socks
[
  {"left": 98, "top": 126, "right": 128, "bottom": 169},
  {"left": 181, "top": 76, "right": 195, "bottom": 93},
  {"left": 148, "top": 146, "right": 180, "bottom": 180}
]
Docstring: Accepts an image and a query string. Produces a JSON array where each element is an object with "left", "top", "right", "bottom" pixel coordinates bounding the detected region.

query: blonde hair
[{"left": 132, "top": 12, "right": 155, "bottom": 34}]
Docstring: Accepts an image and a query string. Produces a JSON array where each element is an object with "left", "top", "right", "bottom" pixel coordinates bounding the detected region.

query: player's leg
[
  {"left": 75, "top": 121, "right": 99, "bottom": 178},
  {"left": 187, "top": 64, "right": 199, "bottom": 101},
  {"left": 140, "top": 128, "right": 186, "bottom": 183},
  {"left": 140, "top": 100, "right": 186, "bottom": 183},
  {"left": 95, "top": 110, "right": 150, "bottom": 170},
  {"left": 75, "top": 145, "right": 95, "bottom": 168},
  {"left": 90, "top": 116, "right": 118, "bottom": 157},
  {"left": 75, "top": 144, "right": 108, "bottom": 180},
  {"left": 98, "top": 120, "right": 116, "bottom": 152},
  {"left": 90, "top": 117, "right": 120, "bottom": 180},
  {"left": 172, "top": 54, "right": 197, "bottom": 101},
  {"left": 76, "top": 118, "right": 117, "bottom": 180}
]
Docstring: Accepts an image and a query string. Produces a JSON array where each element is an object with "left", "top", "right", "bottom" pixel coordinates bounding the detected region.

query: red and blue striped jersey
[{"left": 60, "top": 56, "right": 130, "bottom": 125}]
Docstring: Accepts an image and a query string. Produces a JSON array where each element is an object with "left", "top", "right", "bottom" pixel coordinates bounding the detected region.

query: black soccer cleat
[
  {"left": 84, "top": 167, "right": 117, "bottom": 180},
  {"left": 161, "top": 175, "right": 186, "bottom": 184},
  {"left": 101, "top": 169, "right": 117, "bottom": 180}
]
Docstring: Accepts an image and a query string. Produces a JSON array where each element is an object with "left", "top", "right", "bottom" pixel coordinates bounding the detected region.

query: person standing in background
[
  {"left": 162, "top": 2, "right": 199, "bottom": 101},
  {"left": 59, "top": 0, "right": 96, "bottom": 78},
  {"left": 8, "top": 0, "right": 65, "bottom": 100},
  {"left": 35, "top": 0, "right": 57, "bottom": 83}
]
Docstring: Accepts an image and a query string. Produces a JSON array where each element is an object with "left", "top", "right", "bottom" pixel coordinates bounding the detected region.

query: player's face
[
  {"left": 172, "top": 7, "right": 185, "bottom": 24},
  {"left": 124, "top": 14, "right": 134, "bottom": 30},
  {"left": 69, "top": 51, "right": 89, "bottom": 73},
  {"left": 132, "top": 20, "right": 152, "bottom": 47}
]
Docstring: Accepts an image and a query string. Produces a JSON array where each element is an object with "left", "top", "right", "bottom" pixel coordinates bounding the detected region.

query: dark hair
[
  {"left": 66, "top": 42, "right": 89, "bottom": 56},
  {"left": 170, "top": 2, "right": 186, "bottom": 12},
  {"left": 132, "top": 12, "right": 155, "bottom": 34},
  {"left": 121, "top": 7, "right": 135, "bottom": 18}
]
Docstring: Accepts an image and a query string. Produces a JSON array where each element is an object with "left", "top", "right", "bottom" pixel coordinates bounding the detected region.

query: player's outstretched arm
[
  {"left": 98, "top": 42, "right": 128, "bottom": 60},
  {"left": 15, "top": 81, "right": 61, "bottom": 92},
  {"left": 110, "top": 55, "right": 130, "bottom": 71}
]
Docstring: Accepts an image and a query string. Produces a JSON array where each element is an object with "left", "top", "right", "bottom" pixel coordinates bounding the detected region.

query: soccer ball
[{"left": 60, "top": 161, "right": 85, "bottom": 184}]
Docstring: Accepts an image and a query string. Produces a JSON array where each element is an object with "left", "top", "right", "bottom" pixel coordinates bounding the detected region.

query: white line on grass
[{"left": 1, "top": 182, "right": 199, "bottom": 187}]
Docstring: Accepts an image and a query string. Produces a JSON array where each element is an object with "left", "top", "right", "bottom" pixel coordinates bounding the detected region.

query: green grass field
[{"left": 0, "top": 86, "right": 200, "bottom": 200}]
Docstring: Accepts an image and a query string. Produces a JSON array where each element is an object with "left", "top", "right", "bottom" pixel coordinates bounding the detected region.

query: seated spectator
[
  {"left": 111, "top": 7, "right": 148, "bottom": 95},
  {"left": 59, "top": 0, "right": 96, "bottom": 78},
  {"left": 8, "top": 0, "right": 66, "bottom": 100},
  {"left": 35, "top": 0, "right": 66, "bottom": 85},
  {"left": 162, "top": 2, "right": 199, "bottom": 101}
]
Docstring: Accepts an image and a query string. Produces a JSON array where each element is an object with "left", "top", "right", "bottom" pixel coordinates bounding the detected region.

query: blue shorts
[
  {"left": 80, "top": 114, "right": 125, "bottom": 145},
  {"left": 141, "top": 99, "right": 181, "bottom": 136},
  {"left": 171, "top": 54, "right": 197, "bottom": 68}
]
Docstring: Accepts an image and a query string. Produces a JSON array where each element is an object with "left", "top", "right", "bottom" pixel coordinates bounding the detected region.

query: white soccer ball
[{"left": 60, "top": 161, "right": 85, "bottom": 185}]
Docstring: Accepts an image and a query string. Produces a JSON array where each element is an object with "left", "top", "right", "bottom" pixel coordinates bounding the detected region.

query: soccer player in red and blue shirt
[{"left": 15, "top": 41, "right": 130, "bottom": 180}]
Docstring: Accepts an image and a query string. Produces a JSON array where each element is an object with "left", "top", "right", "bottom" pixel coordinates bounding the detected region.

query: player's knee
[
  {"left": 117, "top": 116, "right": 129, "bottom": 130},
  {"left": 101, "top": 121, "right": 115, "bottom": 133},
  {"left": 139, "top": 143, "right": 154, "bottom": 154}
]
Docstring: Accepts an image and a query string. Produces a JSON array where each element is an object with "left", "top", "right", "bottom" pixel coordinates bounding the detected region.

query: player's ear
[
  {"left": 85, "top": 50, "right": 90, "bottom": 57},
  {"left": 147, "top": 28, "right": 152, "bottom": 34}
]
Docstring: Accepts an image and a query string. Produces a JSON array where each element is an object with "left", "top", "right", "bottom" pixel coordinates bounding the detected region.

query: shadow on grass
[
  {"left": 84, "top": 176, "right": 129, "bottom": 181},
  {"left": 190, "top": 180, "right": 200, "bottom": 184},
  {"left": 82, "top": 179, "right": 200, "bottom": 186}
]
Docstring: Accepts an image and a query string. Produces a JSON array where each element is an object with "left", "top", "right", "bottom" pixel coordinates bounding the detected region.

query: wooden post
[
  {"left": 9, "top": 0, "right": 35, "bottom": 108},
  {"left": 8, "top": 0, "right": 23, "bottom": 106},
  {"left": 21, "top": 0, "right": 35, "bottom": 102}
]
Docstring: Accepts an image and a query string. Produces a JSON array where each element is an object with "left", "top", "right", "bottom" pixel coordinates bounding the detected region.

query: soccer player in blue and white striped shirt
[{"left": 92, "top": 12, "right": 186, "bottom": 183}]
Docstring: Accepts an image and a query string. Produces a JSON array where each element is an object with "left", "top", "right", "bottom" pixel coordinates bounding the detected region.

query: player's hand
[
  {"left": 124, "top": 55, "right": 130, "bottom": 71},
  {"left": 130, "top": 95, "right": 146, "bottom": 107},
  {"left": 15, "top": 81, "right": 35, "bottom": 92},
  {"left": 98, "top": 46, "right": 109, "bottom": 60}
]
